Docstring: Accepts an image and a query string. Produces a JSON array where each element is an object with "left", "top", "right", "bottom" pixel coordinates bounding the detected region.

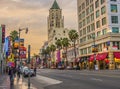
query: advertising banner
[{"left": 20, "top": 46, "right": 26, "bottom": 59}]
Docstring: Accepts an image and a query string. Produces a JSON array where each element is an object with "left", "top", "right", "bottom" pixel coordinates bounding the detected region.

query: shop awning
[
  {"left": 115, "top": 58, "right": 120, "bottom": 63},
  {"left": 96, "top": 53, "right": 108, "bottom": 60},
  {"left": 114, "top": 52, "right": 120, "bottom": 59},
  {"left": 89, "top": 55, "right": 94, "bottom": 62}
]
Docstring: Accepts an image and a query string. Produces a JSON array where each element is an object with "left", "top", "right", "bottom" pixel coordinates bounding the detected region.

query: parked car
[
  {"left": 23, "top": 69, "right": 29, "bottom": 77},
  {"left": 66, "top": 66, "right": 73, "bottom": 70},
  {"left": 30, "top": 69, "right": 35, "bottom": 76},
  {"left": 23, "top": 69, "right": 35, "bottom": 77},
  {"left": 58, "top": 65, "right": 64, "bottom": 70}
]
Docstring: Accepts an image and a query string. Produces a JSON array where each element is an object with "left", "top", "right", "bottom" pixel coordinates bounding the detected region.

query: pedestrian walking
[
  {"left": 17, "top": 66, "right": 21, "bottom": 80},
  {"left": 34, "top": 67, "right": 37, "bottom": 76},
  {"left": 8, "top": 67, "right": 15, "bottom": 85}
]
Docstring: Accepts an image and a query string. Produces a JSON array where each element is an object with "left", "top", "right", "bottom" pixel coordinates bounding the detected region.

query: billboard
[{"left": 20, "top": 46, "right": 26, "bottom": 59}]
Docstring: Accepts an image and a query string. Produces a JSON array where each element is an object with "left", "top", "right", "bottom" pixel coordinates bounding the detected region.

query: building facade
[
  {"left": 77, "top": 0, "right": 120, "bottom": 69},
  {"left": 47, "top": 0, "right": 69, "bottom": 45}
]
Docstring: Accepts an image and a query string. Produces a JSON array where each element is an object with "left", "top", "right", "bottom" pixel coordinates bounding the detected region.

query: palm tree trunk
[
  {"left": 65, "top": 47, "right": 68, "bottom": 67},
  {"left": 74, "top": 41, "right": 76, "bottom": 64}
]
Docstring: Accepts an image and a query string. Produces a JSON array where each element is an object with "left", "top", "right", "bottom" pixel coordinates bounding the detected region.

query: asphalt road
[{"left": 28, "top": 69, "right": 120, "bottom": 89}]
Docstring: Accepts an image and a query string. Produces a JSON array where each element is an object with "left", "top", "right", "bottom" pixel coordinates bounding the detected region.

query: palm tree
[
  {"left": 55, "top": 39, "right": 62, "bottom": 66},
  {"left": 50, "top": 44, "right": 56, "bottom": 67},
  {"left": 68, "top": 29, "right": 79, "bottom": 61},
  {"left": 10, "top": 30, "right": 18, "bottom": 43},
  {"left": 9, "top": 30, "right": 18, "bottom": 68},
  {"left": 62, "top": 38, "right": 70, "bottom": 66}
]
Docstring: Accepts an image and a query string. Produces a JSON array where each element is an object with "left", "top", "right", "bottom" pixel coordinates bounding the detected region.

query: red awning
[
  {"left": 114, "top": 52, "right": 120, "bottom": 59},
  {"left": 96, "top": 53, "right": 108, "bottom": 60},
  {"left": 89, "top": 55, "right": 94, "bottom": 62}
]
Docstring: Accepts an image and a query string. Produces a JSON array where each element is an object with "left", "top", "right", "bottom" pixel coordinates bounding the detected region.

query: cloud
[{"left": 0, "top": 0, "right": 77, "bottom": 55}]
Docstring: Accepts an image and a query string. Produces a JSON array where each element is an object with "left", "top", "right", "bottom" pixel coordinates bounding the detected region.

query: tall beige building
[
  {"left": 77, "top": 0, "right": 120, "bottom": 69},
  {"left": 48, "top": 0, "right": 69, "bottom": 45}
]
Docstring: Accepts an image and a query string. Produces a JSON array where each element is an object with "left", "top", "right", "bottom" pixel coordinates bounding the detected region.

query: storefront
[
  {"left": 114, "top": 52, "right": 120, "bottom": 69},
  {"left": 96, "top": 53, "right": 108, "bottom": 69}
]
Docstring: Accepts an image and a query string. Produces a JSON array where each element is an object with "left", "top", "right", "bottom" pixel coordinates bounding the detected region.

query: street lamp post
[
  {"left": 18, "top": 28, "right": 28, "bottom": 66},
  {"left": 28, "top": 45, "right": 31, "bottom": 89}
]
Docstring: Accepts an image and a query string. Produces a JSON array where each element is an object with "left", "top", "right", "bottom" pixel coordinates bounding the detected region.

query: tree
[
  {"left": 68, "top": 29, "right": 79, "bottom": 61},
  {"left": 55, "top": 39, "right": 62, "bottom": 49},
  {"left": 10, "top": 30, "right": 18, "bottom": 43},
  {"left": 62, "top": 38, "right": 70, "bottom": 66},
  {"left": 49, "top": 44, "right": 56, "bottom": 67},
  {"left": 9, "top": 30, "right": 19, "bottom": 68}
]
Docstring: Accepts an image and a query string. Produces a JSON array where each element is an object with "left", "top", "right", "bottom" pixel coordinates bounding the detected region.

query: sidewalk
[{"left": 0, "top": 74, "right": 37, "bottom": 89}]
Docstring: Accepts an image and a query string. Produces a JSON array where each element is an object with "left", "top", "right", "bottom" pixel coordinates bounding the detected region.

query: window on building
[
  {"left": 91, "top": 13, "right": 94, "bottom": 21},
  {"left": 79, "top": 6, "right": 81, "bottom": 12},
  {"left": 53, "top": 30, "right": 56, "bottom": 33},
  {"left": 102, "top": 17, "right": 106, "bottom": 26},
  {"left": 80, "top": 30, "right": 82, "bottom": 36},
  {"left": 90, "top": 4, "right": 94, "bottom": 12},
  {"left": 82, "top": 11, "right": 85, "bottom": 18},
  {"left": 101, "top": 6, "right": 106, "bottom": 15},
  {"left": 111, "top": 0, "right": 117, "bottom": 1},
  {"left": 87, "top": 16, "right": 90, "bottom": 24},
  {"left": 113, "top": 41, "right": 120, "bottom": 50},
  {"left": 96, "top": 21, "right": 100, "bottom": 28},
  {"left": 86, "top": 7, "right": 90, "bottom": 15},
  {"left": 112, "top": 27, "right": 119, "bottom": 33},
  {"left": 111, "top": 16, "right": 118, "bottom": 23},
  {"left": 90, "top": 0, "right": 93, "bottom": 3},
  {"left": 91, "top": 23, "right": 95, "bottom": 31},
  {"left": 88, "top": 47, "right": 92, "bottom": 53},
  {"left": 102, "top": 28, "right": 107, "bottom": 35},
  {"left": 63, "top": 30, "right": 65, "bottom": 33},
  {"left": 86, "top": 0, "right": 89, "bottom": 6},
  {"left": 95, "top": 0, "right": 99, "bottom": 8},
  {"left": 97, "top": 31, "right": 101, "bottom": 36},
  {"left": 87, "top": 25, "right": 91, "bottom": 33},
  {"left": 83, "top": 19, "right": 86, "bottom": 26},
  {"left": 79, "top": 22, "right": 82, "bottom": 28},
  {"left": 82, "top": 3, "right": 85, "bottom": 9},
  {"left": 55, "top": 37, "right": 57, "bottom": 40},
  {"left": 96, "top": 10, "right": 100, "bottom": 18},
  {"left": 83, "top": 28, "right": 86, "bottom": 35},
  {"left": 101, "top": 0, "right": 105, "bottom": 4},
  {"left": 111, "top": 4, "right": 117, "bottom": 13},
  {"left": 79, "top": 14, "right": 82, "bottom": 20}
]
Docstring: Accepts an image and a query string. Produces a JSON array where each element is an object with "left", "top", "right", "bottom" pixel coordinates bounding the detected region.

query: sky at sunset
[{"left": 0, "top": 0, "right": 78, "bottom": 55}]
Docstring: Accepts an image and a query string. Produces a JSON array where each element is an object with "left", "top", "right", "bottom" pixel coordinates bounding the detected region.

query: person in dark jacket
[
  {"left": 8, "top": 67, "right": 14, "bottom": 85},
  {"left": 34, "top": 67, "right": 37, "bottom": 76}
]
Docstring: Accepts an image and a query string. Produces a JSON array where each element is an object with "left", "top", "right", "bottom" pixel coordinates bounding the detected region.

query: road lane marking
[
  {"left": 79, "top": 72, "right": 120, "bottom": 78},
  {"left": 91, "top": 78, "right": 103, "bottom": 82},
  {"left": 35, "top": 75, "right": 62, "bottom": 85}
]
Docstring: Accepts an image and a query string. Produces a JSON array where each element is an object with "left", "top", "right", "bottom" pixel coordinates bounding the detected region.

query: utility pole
[{"left": 28, "top": 45, "right": 31, "bottom": 89}]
